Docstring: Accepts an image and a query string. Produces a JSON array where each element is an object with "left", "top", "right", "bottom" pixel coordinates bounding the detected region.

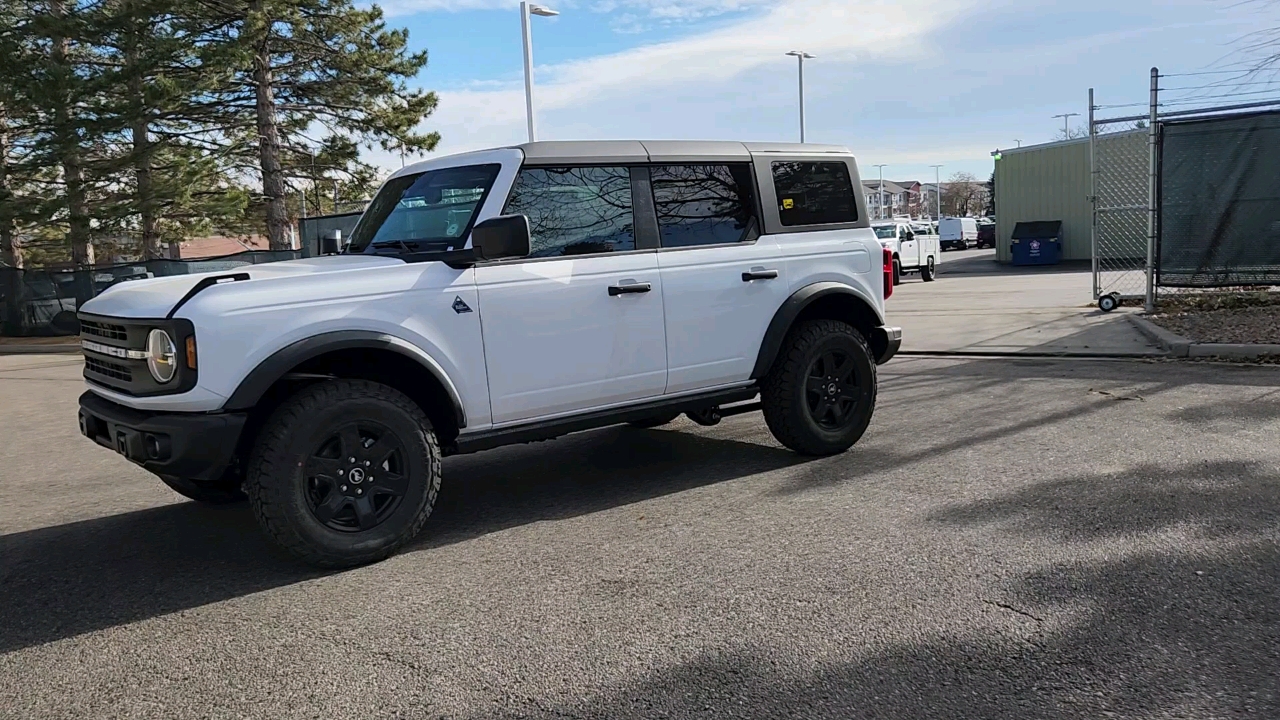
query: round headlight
[{"left": 146, "top": 329, "right": 177, "bottom": 383}]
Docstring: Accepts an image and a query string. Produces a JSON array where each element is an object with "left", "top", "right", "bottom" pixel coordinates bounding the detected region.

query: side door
[
  {"left": 651, "top": 164, "right": 788, "bottom": 394},
  {"left": 473, "top": 165, "right": 667, "bottom": 425},
  {"left": 898, "top": 224, "right": 920, "bottom": 268}
]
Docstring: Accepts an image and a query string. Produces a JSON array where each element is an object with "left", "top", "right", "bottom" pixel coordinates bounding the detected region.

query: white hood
[{"left": 79, "top": 255, "right": 405, "bottom": 319}]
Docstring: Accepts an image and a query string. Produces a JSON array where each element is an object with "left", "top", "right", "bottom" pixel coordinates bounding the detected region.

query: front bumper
[
  {"left": 871, "top": 326, "right": 902, "bottom": 365},
  {"left": 78, "top": 391, "right": 246, "bottom": 482}
]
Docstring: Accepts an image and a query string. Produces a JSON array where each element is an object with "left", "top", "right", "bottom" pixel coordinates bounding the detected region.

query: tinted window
[
  {"left": 650, "top": 164, "right": 758, "bottom": 248},
  {"left": 503, "top": 167, "right": 634, "bottom": 258},
  {"left": 771, "top": 161, "right": 859, "bottom": 226},
  {"left": 349, "top": 164, "right": 500, "bottom": 253}
]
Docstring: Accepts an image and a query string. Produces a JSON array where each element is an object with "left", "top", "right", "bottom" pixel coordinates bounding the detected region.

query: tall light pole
[
  {"left": 521, "top": 2, "right": 558, "bottom": 143},
  {"left": 785, "top": 51, "right": 814, "bottom": 143},
  {"left": 1051, "top": 112, "right": 1079, "bottom": 139},
  {"left": 930, "top": 164, "right": 943, "bottom": 220},
  {"left": 872, "top": 164, "right": 887, "bottom": 220},
  {"left": 1014, "top": 139, "right": 1021, "bottom": 147}
]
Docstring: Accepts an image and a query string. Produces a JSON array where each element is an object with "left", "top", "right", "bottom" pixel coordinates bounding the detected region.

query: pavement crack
[
  {"left": 1089, "top": 388, "right": 1145, "bottom": 401},
  {"left": 982, "top": 599, "right": 1045, "bottom": 622}
]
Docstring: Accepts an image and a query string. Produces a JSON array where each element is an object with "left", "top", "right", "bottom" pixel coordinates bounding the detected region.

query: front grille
[
  {"left": 85, "top": 356, "right": 133, "bottom": 383},
  {"left": 81, "top": 319, "right": 129, "bottom": 341}
]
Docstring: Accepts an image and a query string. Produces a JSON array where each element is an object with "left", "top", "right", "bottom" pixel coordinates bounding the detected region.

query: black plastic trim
[
  {"left": 222, "top": 331, "right": 466, "bottom": 428},
  {"left": 750, "top": 282, "right": 884, "bottom": 379},
  {"left": 451, "top": 386, "right": 758, "bottom": 455},
  {"left": 630, "top": 166, "right": 661, "bottom": 250},
  {"left": 78, "top": 391, "right": 246, "bottom": 482}
]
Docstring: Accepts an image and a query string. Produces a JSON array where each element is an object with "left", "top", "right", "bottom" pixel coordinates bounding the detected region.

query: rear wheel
[
  {"left": 920, "top": 256, "right": 936, "bottom": 282},
  {"left": 761, "top": 320, "right": 877, "bottom": 456},
  {"left": 246, "top": 379, "right": 441, "bottom": 568},
  {"left": 159, "top": 472, "right": 246, "bottom": 504}
]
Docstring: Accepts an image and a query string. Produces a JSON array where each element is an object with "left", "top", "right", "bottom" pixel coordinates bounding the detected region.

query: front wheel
[
  {"left": 920, "top": 256, "right": 936, "bottom": 282},
  {"left": 761, "top": 320, "right": 877, "bottom": 456},
  {"left": 892, "top": 260, "right": 901, "bottom": 286},
  {"left": 245, "top": 379, "right": 441, "bottom": 568}
]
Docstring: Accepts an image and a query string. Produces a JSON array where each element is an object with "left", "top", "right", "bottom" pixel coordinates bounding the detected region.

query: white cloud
[{"left": 419, "top": 0, "right": 982, "bottom": 156}]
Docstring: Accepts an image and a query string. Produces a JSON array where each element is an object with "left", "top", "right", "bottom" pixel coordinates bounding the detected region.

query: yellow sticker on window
[{"left": 782, "top": 198, "right": 795, "bottom": 209}]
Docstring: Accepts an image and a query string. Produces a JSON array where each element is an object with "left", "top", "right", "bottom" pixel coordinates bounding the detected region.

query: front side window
[
  {"left": 873, "top": 225, "right": 897, "bottom": 239},
  {"left": 503, "top": 167, "right": 635, "bottom": 258},
  {"left": 771, "top": 161, "right": 859, "bottom": 227},
  {"left": 650, "top": 164, "right": 758, "bottom": 248},
  {"left": 348, "top": 164, "right": 501, "bottom": 254}
]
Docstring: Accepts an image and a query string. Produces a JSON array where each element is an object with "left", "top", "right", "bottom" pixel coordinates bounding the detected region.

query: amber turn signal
[{"left": 185, "top": 336, "right": 197, "bottom": 370}]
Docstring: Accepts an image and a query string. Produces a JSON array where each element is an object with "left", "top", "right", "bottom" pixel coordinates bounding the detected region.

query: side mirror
[
  {"left": 321, "top": 229, "right": 342, "bottom": 255},
  {"left": 471, "top": 214, "right": 531, "bottom": 261}
]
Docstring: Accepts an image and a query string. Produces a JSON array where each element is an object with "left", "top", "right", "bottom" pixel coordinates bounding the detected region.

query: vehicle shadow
[
  {"left": 458, "top": 460, "right": 1280, "bottom": 719},
  {"left": 0, "top": 426, "right": 804, "bottom": 654}
]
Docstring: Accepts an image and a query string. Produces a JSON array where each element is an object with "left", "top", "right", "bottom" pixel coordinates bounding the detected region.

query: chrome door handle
[
  {"left": 608, "top": 281, "right": 652, "bottom": 296},
  {"left": 742, "top": 269, "right": 779, "bottom": 282}
]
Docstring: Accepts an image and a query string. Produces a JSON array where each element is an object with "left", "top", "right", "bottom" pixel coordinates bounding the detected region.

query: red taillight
[{"left": 882, "top": 248, "right": 894, "bottom": 300}]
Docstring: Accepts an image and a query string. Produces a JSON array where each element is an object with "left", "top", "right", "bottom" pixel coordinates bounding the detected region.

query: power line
[{"left": 1159, "top": 69, "right": 1263, "bottom": 78}]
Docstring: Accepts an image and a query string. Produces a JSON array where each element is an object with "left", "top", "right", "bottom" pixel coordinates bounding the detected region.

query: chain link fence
[
  {"left": 1, "top": 250, "right": 304, "bottom": 337},
  {"left": 1091, "top": 126, "right": 1151, "bottom": 301}
]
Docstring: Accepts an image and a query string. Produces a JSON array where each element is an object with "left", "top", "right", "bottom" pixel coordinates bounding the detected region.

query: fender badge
[{"left": 452, "top": 296, "right": 473, "bottom": 314}]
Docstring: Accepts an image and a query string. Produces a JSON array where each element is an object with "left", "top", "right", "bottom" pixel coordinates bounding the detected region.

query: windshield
[
  {"left": 873, "top": 225, "right": 897, "bottom": 239},
  {"left": 346, "top": 164, "right": 502, "bottom": 254}
]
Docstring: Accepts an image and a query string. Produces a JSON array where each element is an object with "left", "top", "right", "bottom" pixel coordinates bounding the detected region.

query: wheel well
[
  {"left": 234, "top": 348, "right": 462, "bottom": 471},
  {"left": 792, "top": 293, "right": 879, "bottom": 342}
]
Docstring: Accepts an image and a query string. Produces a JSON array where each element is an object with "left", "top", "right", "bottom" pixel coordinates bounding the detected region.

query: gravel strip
[{"left": 1149, "top": 304, "right": 1280, "bottom": 344}]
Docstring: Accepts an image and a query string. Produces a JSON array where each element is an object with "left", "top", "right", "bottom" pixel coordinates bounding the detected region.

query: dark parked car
[{"left": 976, "top": 223, "right": 996, "bottom": 249}]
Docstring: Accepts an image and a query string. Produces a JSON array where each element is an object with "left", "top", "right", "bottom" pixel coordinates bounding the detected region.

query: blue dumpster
[{"left": 1010, "top": 220, "right": 1063, "bottom": 266}]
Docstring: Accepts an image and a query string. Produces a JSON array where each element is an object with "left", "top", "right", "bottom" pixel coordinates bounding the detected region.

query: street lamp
[
  {"left": 872, "top": 164, "right": 887, "bottom": 220},
  {"left": 521, "top": 2, "right": 558, "bottom": 143},
  {"left": 930, "top": 164, "right": 943, "bottom": 220},
  {"left": 785, "top": 51, "right": 814, "bottom": 143},
  {"left": 1051, "top": 112, "right": 1079, "bottom": 139}
]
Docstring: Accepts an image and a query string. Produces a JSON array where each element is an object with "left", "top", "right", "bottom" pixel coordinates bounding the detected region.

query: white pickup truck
[
  {"left": 873, "top": 221, "right": 939, "bottom": 285},
  {"left": 75, "top": 140, "right": 901, "bottom": 568}
]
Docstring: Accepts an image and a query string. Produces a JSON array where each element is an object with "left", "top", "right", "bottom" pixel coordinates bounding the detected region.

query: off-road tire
[
  {"left": 245, "top": 379, "right": 441, "bottom": 569},
  {"left": 159, "top": 472, "right": 246, "bottom": 504},
  {"left": 921, "top": 256, "right": 936, "bottom": 282},
  {"left": 761, "top": 319, "right": 877, "bottom": 456},
  {"left": 628, "top": 412, "right": 681, "bottom": 429}
]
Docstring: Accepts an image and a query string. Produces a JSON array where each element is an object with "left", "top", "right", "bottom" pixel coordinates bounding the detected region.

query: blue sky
[{"left": 366, "top": 0, "right": 1276, "bottom": 186}]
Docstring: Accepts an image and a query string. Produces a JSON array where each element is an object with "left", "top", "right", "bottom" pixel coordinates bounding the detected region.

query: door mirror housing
[
  {"left": 471, "top": 214, "right": 531, "bottom": 261},
  {"left": 321, "top": 229, "right": 342, "bottom": 255}
]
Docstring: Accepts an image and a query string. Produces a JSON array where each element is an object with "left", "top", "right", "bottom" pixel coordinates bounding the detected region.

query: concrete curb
[
  {"left": 1125, "top": 313, "right": 1280, "bottom": 360},
  {"left": 0, "top": 345, "right": 81, "bottom": 356},
  {"left": 1125, "top": 314, "right": 1190, "bottom": 358}
]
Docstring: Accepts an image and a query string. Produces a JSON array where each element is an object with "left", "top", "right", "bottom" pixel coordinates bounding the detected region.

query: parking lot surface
[
  {"left": 895, "top": 249, "right": 1163, "bottom": 356},
  {"left": 2, "top": 353, "right": 1278, "bottom": 719}
]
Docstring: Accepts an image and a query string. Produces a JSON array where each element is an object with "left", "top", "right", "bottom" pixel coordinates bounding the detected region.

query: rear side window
[
  {"left": 650, "top": 164, "right": 759, "bottom": 248},
  {"left": 503, "top": 167, "right": 635, "bottom": 258},
  {"left": 771, "top": 161, "right": 859, "bottom": 226}
]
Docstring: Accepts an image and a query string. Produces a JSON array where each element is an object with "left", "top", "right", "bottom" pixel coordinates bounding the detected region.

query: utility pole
[
  {"left": 872, "top": 164, "right": 887, "bottom": 220},
  {"left": 930, "top": 164, "right": 943, "bottom": 220}
]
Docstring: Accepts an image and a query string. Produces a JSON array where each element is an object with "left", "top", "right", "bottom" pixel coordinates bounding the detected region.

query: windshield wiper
[{"left": 371, "top": 239, "right": 420, "bottom": 252}]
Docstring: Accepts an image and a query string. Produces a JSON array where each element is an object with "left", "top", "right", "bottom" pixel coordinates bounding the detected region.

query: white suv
[{"left": 76, "top": 140, "right": 901, "bottom": 567}]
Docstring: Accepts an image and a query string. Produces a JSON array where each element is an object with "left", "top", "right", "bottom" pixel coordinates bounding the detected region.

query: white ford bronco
[{"left": 76, "top": 140, "right": 901, "bottom": 568}]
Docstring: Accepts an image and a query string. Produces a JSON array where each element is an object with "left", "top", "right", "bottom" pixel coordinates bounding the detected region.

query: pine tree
[{"left": 196, "top": 0, "right": 439, "bottom": 249}]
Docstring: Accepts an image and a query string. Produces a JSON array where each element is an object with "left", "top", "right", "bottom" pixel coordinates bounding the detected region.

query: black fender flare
[
  {"left": 750, "top": 282, "right": 887, "bottom": 379},
  {"left": 222, "top": 330, "right": 467, "bottom": 428}
]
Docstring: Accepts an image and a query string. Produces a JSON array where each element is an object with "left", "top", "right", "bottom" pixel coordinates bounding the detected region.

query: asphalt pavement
[{"left": 2, "top": 353, "right": 1278, "bottom": 719}]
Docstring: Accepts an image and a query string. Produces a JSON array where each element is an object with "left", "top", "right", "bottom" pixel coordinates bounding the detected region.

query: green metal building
[{"left": 992, "top": 137, "right": 1092, "bottom": 263}]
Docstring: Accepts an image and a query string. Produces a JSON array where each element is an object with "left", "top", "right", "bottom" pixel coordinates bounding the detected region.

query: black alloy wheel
[
  {"left": 304, "top": 422, "right": 409, "bottom": 532},
  {"left": 804, "top": 349, "right": 861, "bottom": 430}
]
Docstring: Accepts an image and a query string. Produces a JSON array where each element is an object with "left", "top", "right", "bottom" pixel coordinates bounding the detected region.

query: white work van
[{"left": 939, "top": 217, "right": 978, "bottom": 250}]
